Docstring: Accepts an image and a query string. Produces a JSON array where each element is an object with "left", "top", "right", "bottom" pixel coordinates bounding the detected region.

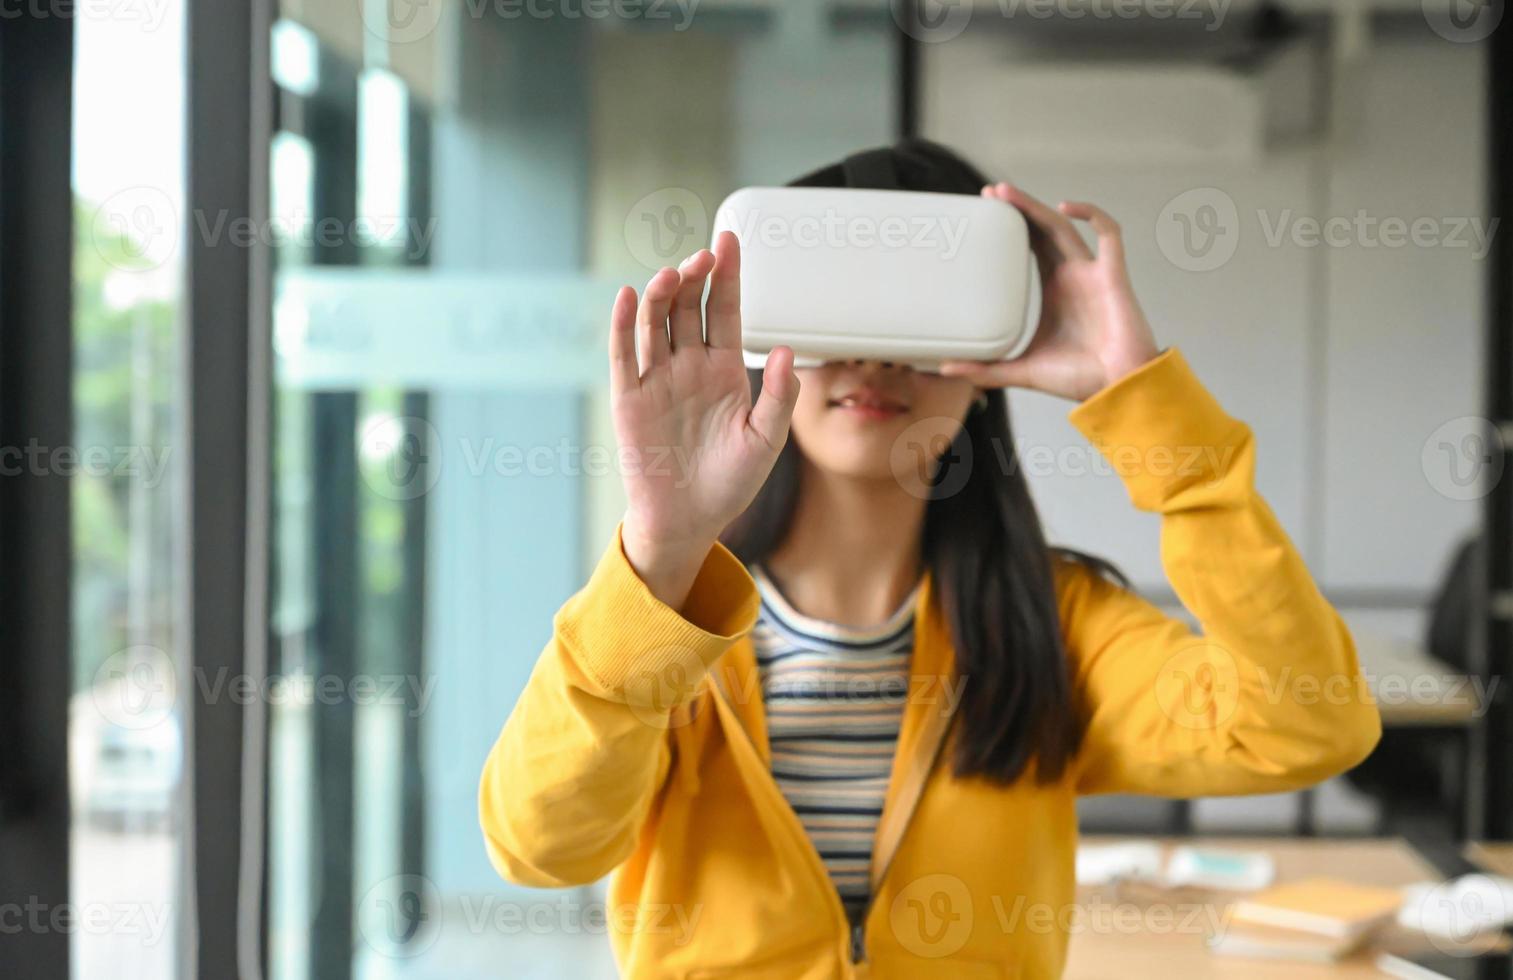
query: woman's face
[{"left": 789, "top": 361, "right": 979, "bottom": 483}]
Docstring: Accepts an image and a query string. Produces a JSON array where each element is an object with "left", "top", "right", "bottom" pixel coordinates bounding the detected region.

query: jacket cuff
[
  {"left": 1067, "top": 347, "right": 1252, "bottom": 513},
  {"left": 555, "top": 524, "right": 760, "bottom": 697}
]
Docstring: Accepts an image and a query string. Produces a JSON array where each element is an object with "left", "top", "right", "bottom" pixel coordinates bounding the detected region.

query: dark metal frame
[
  {"left": 185, "top": 0, "right": 273, "bottom": 976},
  {"left": 0, "top": 11, "right": 76, "bottom": 980},
  {"left": 895, "top": 0, "right": 920, "bottom": 139},
  {"left": 1483, "top": 4, "right": 1512, "bottom": 844}
]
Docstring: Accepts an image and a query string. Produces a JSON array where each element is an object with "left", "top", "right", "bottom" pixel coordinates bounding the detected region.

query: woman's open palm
[{"left": 612, "top": 232, "right": 799, "bottom": 593}]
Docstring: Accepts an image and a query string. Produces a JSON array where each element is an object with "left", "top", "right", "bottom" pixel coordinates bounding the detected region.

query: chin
[
  {"left": 825, "top": 456, "right": 899, "bottom": 482},
  {"left": 793, "top": 425, "right": 908, "bottom": 482}
]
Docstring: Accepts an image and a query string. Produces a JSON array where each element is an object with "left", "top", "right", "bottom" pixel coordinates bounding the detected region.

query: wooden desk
[
  {"left": 1468, "top": 842, "right": 1513, "bottom": 879},
  {"left": 1353, "top": 634, "right": 1480, "bottom": 728},
  {"left": 1065, "top": 837, "right": 1441, "bottom": 980}
]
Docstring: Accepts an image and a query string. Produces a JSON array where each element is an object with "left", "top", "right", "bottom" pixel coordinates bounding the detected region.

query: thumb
[{"left": 747, "top": 346, "right": 799, "bottom": 452}]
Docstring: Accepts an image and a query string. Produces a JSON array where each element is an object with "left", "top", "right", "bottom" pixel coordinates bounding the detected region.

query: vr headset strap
[{"left": 840, "top": 148, "right": 900, "bottom": 189}]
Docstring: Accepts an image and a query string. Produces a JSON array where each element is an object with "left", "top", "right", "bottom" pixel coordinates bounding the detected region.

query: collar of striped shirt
[{"left": 748, "top": 564, "right": 922, "bottom": 645}]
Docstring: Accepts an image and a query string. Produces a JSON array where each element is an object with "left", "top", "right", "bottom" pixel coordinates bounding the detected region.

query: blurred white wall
[{"left": 924, "top": 22, "right": 1487, "bottom": 644}]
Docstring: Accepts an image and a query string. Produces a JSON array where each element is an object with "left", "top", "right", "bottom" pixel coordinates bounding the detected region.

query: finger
[
  {"left": 937, "top": 357, "right": 1039, "bottom": 390},
  {"left": 747, "top": 346, "right": 799, "bottom": 451},
  {"left": 608, "top": 285, "right": 640, "bottom": 395},
  {"left": 986, "top": 182, "right": 1067, "bottom": 278},
  {"left": 998, "top": 183, "right": 1092, "bottom": 262},
  {"left": 1059, "top": 201, "right": 1124, "bottom": 265},
  {"left": 637, "top": 267, "right": 679, "bottom": 373},
  {"left": 670, "top": 249, "right": 715, "bottom": 351},
  {"left": 705, "top": 230, "right": 742, "bottom": 350}
]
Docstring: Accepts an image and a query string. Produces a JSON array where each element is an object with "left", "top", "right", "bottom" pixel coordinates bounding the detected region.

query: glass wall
[{"left": 264, "top": 3, "right": 897, "bottom": 976}]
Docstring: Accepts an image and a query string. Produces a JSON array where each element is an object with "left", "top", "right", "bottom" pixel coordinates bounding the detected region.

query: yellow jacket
[{"left": 479, "top": 349, "right": 1382, "bottom": 978}]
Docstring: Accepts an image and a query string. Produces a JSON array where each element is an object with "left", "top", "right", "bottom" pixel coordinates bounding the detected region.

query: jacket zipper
[
  {"left": 848, "top": 705, "right": 961, "bottom": 966},
  {"left": 708, "top": 659, "right": 963, "bottom": 970}
]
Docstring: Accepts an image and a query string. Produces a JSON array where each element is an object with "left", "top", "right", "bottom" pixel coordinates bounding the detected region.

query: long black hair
[{"left": 720, "top": 139, "right": 1123, "bottom": 786}]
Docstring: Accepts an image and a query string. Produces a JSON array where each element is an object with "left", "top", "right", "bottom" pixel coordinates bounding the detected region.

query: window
[{"left": 70, "top": 3, "right": 188, "bottom": 976}]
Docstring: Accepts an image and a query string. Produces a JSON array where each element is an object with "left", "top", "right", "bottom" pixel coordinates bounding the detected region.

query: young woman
[{"left": 479, "top": 141, "right": 1381, "bottom": 978}]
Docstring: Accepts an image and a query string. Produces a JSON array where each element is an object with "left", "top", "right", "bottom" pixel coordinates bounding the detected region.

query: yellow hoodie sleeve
[
  {"left": 478, "top": 526, "right": 759, "bottom": 887},
  {"left": 1062, "top": 348, "right": 1382, "bottom": 797}
]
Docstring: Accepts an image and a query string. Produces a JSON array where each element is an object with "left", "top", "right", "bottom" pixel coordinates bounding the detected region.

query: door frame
[{"left": 0, "top": 12, "right": 76, "bottom": 978}]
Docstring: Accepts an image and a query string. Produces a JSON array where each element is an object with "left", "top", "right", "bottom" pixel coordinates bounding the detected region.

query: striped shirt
[{"left": 750, "top": 565, "right": 919, "bottom": 926}]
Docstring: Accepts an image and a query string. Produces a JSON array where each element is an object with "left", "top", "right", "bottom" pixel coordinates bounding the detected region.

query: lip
[{"left": 827, "top": 387, "right": 910, "bottom": 420}]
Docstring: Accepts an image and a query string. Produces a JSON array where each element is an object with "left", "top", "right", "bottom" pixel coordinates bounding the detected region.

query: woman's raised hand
[
  {"left": 612, "top": 231, "right": 799, "bottom": 610},
  {"left": 940, "top": 183, "right": 1160, "bottom": 402}
]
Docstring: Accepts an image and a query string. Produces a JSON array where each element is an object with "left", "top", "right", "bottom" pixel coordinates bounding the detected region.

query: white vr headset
[{"left": 713, "top": 152, "right": 1040, "bottom": 373}]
